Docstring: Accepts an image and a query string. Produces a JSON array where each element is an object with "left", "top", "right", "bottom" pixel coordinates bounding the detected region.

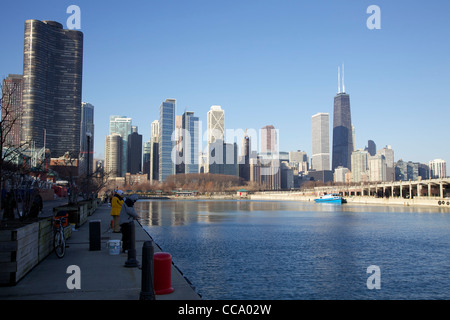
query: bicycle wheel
[{"left": 54, "top": 229, "right": 66, "bottom": 258}]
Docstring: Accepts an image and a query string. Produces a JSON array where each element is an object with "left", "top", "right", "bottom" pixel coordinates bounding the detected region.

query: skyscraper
[
  {"left": 104, "top": 133, "right": 123, "bottom": 178},
  {"left": 159, "top": 99, "right": 176, "bottom": 181},
  {"left": 182, "top": 111, "right": 200, "bottom": 174},
  {"left": 80, "top": 102, "right": 94, "bottom": 176},
  {"left": 127, "top": 126, "right": 142, "bottom": 174},
  {"left": 207, "top": 105, "right": 224, "bottom": 144},
  {"left": 1, "top": 74, "right": 23, "bottom": 148},
  {"left": 429, "top": 159, "right": 447, "bottom": 178},
  {"left": 332, "top": 65, "right": 353, "bottom": 171},
  {"left": 207, "top": 105, "right": 225, "bottom": 173},
  {"left": 150, "top": 120, "right": 160, "bottom": 183},
  {"left": 22, "top": 20, "right": 83, "bottom": 158},
  {"left": 365, "top": 140, "right": 376, "bottom": 156},
  {"left": 377, "top": 145, "right": 395, "bottom": 181},
  {"left": 369, "top": 154, "right": 387, "bottom": 182},
  {"left": 351, "top": 149, "right": 369, "bottom": 182},
  {"left": 109, "top": 115, "right": 132, "bottom": 176},
  {"left": 260, "top": 125, "right": 278, "bottom": 154},
  {"left": 311, "top": 113, "right": 330, "bottom": 171}
]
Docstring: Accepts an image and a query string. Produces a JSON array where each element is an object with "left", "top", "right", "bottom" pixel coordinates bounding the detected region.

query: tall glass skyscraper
[
  {"left": 159, "top": 99, "right": 176, "bottom": 181},
  {"left": 332, "top": 65, "right": 353, "bottom": 171},
  {"left": 182, "top": 111, "right": 199, "bottom": 174},
  {"left": 80, "top": 102, "right": 94, "bottom": 175},
  {"left": 109, "top": 115, "right": 132, "bottom": 176},
  {"left": 22, "top": 20, "right": 83, "bottom": 158}
]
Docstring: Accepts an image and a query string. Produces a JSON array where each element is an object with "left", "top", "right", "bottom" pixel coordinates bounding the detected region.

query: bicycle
[{"left": 52, "top": 213, "right": 69, "bottom": 258}]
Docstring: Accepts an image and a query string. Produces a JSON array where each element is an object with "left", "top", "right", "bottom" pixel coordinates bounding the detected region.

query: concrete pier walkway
[{"left": 0, "top": 202, "right": 201, "bottom": 300}]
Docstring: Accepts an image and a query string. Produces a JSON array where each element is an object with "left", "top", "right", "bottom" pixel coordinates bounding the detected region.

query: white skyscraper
[
  {"left": 312, "top": 113, "right": 330, "bottom": 171},
  {"left": 207, "top": 105, "right": 224, "bottom": 144},
  {"left": 104, "top": 133, "right": 123, "bottom": 178},
  {"left": 351, "top": 149, "right": 369, "bottom": 182},
  {"left": 377, "top": 145, "right": 395, "bottom": 181},
  {"left": 206, "top": 105, "right": 225, "bottom": 173},
  {"left": 369, "top": 154, "right": 387, "bottom": 182}
]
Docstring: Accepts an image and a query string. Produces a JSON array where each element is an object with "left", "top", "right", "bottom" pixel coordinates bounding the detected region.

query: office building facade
[
  {"left": 127, "top": 126, "right": 142, "bottom": 174},
  {"left": 182, "top": 111, "right": 200, "bottom": 174},
  {"left": 159, "top": 99, "right": 176, "bottom": 181},
  {"left": 311, "top": 113, "right": 330, "bottom": 171}
]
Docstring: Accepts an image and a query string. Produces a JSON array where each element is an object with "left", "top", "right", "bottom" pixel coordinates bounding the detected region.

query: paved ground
[{"left": 0, "top": 201, "right": 201, "bottom": 300}]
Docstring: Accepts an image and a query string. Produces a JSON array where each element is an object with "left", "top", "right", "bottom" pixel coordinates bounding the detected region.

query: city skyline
[{"left": 1, "top": 1, "right": 450, "bottom": 176}]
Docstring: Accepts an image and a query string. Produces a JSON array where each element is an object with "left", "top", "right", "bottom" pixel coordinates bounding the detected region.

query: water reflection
[
  {"left": 135, "top": 199, "right": 450, "bottom": 299},
  {"left": 135, "top": 199, "right": 447, "bottom": 228}
]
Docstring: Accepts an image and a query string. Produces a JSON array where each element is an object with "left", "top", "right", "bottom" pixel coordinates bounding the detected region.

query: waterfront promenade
[{"left": 0, "top": 201, "right": 201, "bottom": 300}]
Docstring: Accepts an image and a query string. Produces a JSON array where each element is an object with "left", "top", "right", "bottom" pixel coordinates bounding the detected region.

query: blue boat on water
[{"left": 314, "top": 193, "right": 346, "bottom": 204}]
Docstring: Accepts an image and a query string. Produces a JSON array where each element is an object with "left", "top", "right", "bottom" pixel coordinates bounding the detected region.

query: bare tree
[{"left": 1, "top": 78, "right": 49, "bottom": 222}]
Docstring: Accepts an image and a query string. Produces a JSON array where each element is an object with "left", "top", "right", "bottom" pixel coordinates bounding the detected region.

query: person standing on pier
[
  {"left": 110, "top": 190, "right": 124, "bottom": 232},
  {"left": 118, "top": 194, "right": 139, "bottom": 253}
]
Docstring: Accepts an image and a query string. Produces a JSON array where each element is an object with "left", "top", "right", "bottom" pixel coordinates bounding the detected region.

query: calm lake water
[{"left": 135, "top": 200, "right": 450, "bottom": 300}]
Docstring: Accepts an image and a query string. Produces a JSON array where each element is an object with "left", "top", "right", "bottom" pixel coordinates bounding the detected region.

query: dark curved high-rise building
[
  {"left": 332, "top": 65, "right": 353, "bottom": 171},
  {"left": 22, "top": 20, "right": 83, "bottom": 158}
]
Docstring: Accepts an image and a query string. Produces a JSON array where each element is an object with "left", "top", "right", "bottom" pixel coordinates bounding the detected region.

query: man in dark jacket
[{"left": 119, "top": 194, "right": 139, "bottom": 252}]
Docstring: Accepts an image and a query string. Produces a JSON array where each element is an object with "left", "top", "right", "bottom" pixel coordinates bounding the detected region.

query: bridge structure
[{"left": 313, "top": 177, "right": 450, "bottom": 200}]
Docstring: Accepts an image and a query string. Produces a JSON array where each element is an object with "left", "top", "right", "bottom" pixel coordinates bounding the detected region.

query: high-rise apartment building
[
  {"left": 182, "top": 111, "right": 200, "bottom": 174},
  {"left": 1, "top": 74, "right": 23, "bottom": 148},
  {"left": 105, "top": 133, "right": 123, "bottom": 178},
  {"left": 159, "top": 99, "right": 176, "bottom": 181},
  {"left": 311, "top": 113, "right": 330, "bottom": 171},
  {"left": 351, "top": 149, "right": 369, "bottom": 182},
  {"left": 332, "top": 65, "right": 353, "bottom": 171},
  {"left": 109, "top": 116, "right": 132, "bottom": 176},
  {"left": 22, "top": 20, "right": 83, "bottom": 158},
  {"left": 429, "top": 159, "right": 447, "bottom": 178},
  {"left": 377, "top": 145, "right": 395, "bottom": 181},
  {"left": 369, "top": 154, "right": 387, "bottom": 182}
]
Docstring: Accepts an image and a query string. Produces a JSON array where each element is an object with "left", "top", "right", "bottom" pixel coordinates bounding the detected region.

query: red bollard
[{"left": 153, "top": 252, "right": 174, "bottom": 295}]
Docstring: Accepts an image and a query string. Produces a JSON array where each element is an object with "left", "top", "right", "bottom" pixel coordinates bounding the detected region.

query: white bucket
[{"left": 107, "top": 240, "right": 121, "bottom": 255}]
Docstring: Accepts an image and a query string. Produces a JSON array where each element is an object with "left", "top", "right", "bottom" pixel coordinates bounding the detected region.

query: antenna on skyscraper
[
  {"left": 342, "top": 63, "right": 345, "bottom": 93},
  {"left": 338, "top": 66, "right": 341, "bottom": 94}
]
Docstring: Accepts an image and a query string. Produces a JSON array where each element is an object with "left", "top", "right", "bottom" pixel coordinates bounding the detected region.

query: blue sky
[{"left": 1, "top": 0, "right": 449, "bottom": 174}]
